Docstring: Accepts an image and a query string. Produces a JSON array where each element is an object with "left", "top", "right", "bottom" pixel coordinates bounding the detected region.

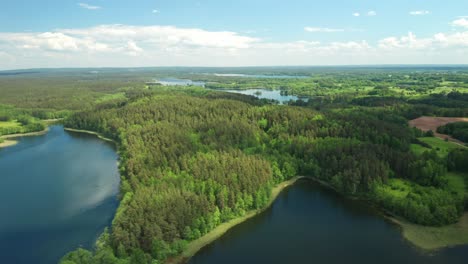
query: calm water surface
[
  {"left": 154, "top": 77, "right": 308, "bottom": 104},
  {"left": 222, "top": 89, "right": 307, "bottom": 104},
  {"left": 0, "top": 126, "right": 120, "bottom": 264},
  {"left": 211, "top": 73, "right": 308, "bottom": 79},
  {"left": 189, "top": 180, "right": 468, "bottom": 264},
  {"left": 157, "top": 78, "right": 206, "bottom": 87}
]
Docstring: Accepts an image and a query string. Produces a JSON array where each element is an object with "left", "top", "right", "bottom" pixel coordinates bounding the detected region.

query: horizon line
[{"left": 2, "top": 64, "right": 468, "bottom": 72}]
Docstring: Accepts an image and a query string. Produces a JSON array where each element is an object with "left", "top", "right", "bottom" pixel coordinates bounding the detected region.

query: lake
[
  {"left": 156, "top": 78, "right": 206, "bottom": 87},
  {"left": 153, "top": 77, "right": 308, "bottom": 104},
  {"left": 221, "top": 89, "right": 308, "bottom": 104},
  {"left": 0, "top": 125, "right": 120, "bottom": 264},
  {"left": 189, "top": 179, "right": 468, "bottom": 264},
  {"left": 211, "top": 73, "right": 308, "bottom": 79}
]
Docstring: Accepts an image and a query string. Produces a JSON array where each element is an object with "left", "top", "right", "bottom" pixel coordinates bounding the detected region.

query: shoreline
[
  {"left": 63, "top": 128, "right": 115, "bottom": 143},
  {"left": 170, "top": 176, "right": 305, "bottom": 264},
  {"left": 0, "top": 127, "right": 49, "bottom": 149},
  {"left": 0, "top": 139, "right": 18, "bottom": 148},
  {"left": 388, "top": 213, "right": 468, "bottom": 251},
  {"left": 172, "top": 176, "right": 468, "bottom": 263},
  {"left": 1, "top": 127, "right": 49, "bottom": 139}
]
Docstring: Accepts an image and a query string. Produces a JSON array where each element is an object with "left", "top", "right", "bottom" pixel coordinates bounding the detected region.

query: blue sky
[{"left": 0, "top": 0, "right": 467, "bottom": 69}]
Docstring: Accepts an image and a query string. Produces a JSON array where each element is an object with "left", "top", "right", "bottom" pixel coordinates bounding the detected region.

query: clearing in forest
[{"left": 409, "top": 116, "right": 468, "bottom": 145}]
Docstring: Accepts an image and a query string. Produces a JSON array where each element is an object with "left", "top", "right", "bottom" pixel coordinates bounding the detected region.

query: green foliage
[
  {"left": 438, "top": 122, "right": 468, "bottom": 143},
  {"left": 374, "top": 179, "right": 464, "bottom": 226},
  {"left": 448, "top": 149, "right": 468, "bottom": 172},
  {"left": 9, "top": 68, "right": 463, "bottom": 263}
]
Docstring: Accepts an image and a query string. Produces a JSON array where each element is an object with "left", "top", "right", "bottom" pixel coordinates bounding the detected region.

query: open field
[
  {"left": 0, "top": 120, "right": 21, "bottom": 129},
  {"left": 409, "top": 116, "right": 468, "bottom": 145},
  {"left": 411, "top": 137, "right": 465, "bottom": 157}
]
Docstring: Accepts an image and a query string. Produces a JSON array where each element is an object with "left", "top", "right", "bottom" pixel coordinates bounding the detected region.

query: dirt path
[{"left": 409, "top": 116, "right": 468, "bottom": 146}]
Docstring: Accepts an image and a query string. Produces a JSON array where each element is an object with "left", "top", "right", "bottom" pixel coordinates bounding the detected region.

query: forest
[{"left": 0, "top": 67, "right": 467, "bottom": 264}]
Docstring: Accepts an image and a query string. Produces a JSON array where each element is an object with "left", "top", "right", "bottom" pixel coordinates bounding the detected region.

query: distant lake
[
  {"left": 156, "top": 78, "right": 206, "bottom": 87},
  {"left": 152, "top": 78, "right": 307, "bottom": 104},
  {"left": 189, "top": 180, "right": 468, "bottom": 264},
  {"left": 0, "top": 126, "right": 120, "bottom": 264},
  {"left": 221, "top": 89, "right": 308, "bottom": 104},
  {"left": 211, "top": 73, "right": 309, "bottom": 79}
]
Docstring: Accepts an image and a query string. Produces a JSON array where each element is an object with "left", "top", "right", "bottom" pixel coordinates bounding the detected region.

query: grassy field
[
  {"left": 413, "top": 137, "right": 465, "bottom": 157},
  {"left": 0, "top": 120, "right": 21, "bottom": 129},
  {"left": 447, "top": 172, "right": 467, "bottom": 195},
  {"left": 410, "top": 143, "right": 431, "bottom": 156}
]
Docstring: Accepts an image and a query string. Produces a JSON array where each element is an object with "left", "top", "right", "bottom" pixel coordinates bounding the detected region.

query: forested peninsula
[
  {"left": 1, "top": 68, "right": 467, "bottom": 264},
  {"left": 61, "top": 87, "right": 468, "bottom": 263}
]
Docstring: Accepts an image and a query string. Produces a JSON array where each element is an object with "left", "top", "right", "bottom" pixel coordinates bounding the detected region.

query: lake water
[
  {"left": 0, "top": 125, "right": 120, "bottom": 264},
  {"left": 156, "top": 78, "right": 206, "bottom": 87},
  {"left": 154, "top": 77, "right": 308, "bottom": 104},
  {"left": 211, "top": 73, "right": 308, "bottom": 79},
  {"left": 189, "top": 179, "right": 468, "bottom": 264},
  {"left": 221, "top": 89, "right": 307, "bottom": 104}
]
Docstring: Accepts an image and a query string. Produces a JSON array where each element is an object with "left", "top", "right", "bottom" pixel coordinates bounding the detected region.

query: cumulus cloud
[
  {"left": 78, "top": 3, "right": 101, "bottom": 10},
  {"left": 409, "top": 10, "right": 430, "bottom": 16},
  {"left": 379, "top": 31, "right": 468, "bottom": 50},
  {"left": 353, "top": 12, "right": 360, "bottom": 17},
  {"left": 0, "top": 24, "right": 467, "bottom": 69},
  {"left": 367, "top": 11, "right": 377, "bottom": 17},
  {"left": 304, "top": 27, "right": 344, "bottom": 33},
  {"left": 0, "top": 24, "right": 260, "bottom": 60},
  {"left": 452, "top": 18, "right": 468, "bottom": 28},
  {"left": 152, "top": 9, "right": 160, "bottom": 14}
]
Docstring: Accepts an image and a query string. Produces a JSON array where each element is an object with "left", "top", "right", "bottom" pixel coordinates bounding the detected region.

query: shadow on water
[
  {"left": 189, "top": 179, "right": 468, "bottom": 264},
  {"left": 0, "top": 125, "right": 120, "bottom": 264}
]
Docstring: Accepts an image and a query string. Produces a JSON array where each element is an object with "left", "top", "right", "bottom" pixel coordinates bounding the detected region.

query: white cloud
[
  {"left": 409, "top": 10, "right": 430, "bottom": 16},
  {"left": 379, "top": 32, "right": 432, "bottom": 50},
  {"left": 452, "top": 18, "right": 468, "bottom": 28},
  {"left": 379, "top": 31, "right": 468, "bottom": 50},
  {"left": 367, "top": 11, "right": 377, "bottom": 17},
  {"left": 353, "top": 12, "right": 360, "bottom": 17},
  {"left": 304, "top": 27, "right": 344, "bottom": 33},
  {"left": 152, "top": 9, "right": 160, "bottom": 14},
  {"left": 78, "top": 3, "right": 101, "bottom": 10},
  {"left": 0, "top": 24, "right": 260, "bottom": 57},
  {"left": 0, "top": 24, "right": 467, "bottom": 69}
]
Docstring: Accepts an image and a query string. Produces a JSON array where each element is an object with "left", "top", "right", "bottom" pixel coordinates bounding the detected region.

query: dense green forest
[
  {"left": 437, "top": 122, "right": 468, "bottom": 143},
  {"left": 1, "top": 67, "right": 467, "bottom": 264},
  {"left": 61, "top": 89, "right": 467, "bottom": 262}
]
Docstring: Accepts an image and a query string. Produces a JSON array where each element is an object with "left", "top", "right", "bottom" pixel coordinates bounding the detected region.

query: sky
[{"left": 0, "top": 0, "right": 468, "bottom": 69}]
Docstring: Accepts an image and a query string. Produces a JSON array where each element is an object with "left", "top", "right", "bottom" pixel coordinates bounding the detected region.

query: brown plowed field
[{"left": 409, "top": 116, "right": 468, "bottom": 145}]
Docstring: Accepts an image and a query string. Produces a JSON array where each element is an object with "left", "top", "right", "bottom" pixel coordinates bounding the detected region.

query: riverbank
[
  {"left": 170, "top": 176, "right": 305, "bottom": 264},
  {"left": 63, "top": 128, "right": 115, "bottom": 143},
  {"left": 0, "top": 127, "right": 49, "bottom": 149}
]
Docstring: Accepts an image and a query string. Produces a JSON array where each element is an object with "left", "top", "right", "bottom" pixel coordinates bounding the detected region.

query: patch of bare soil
[{"left": 409, "top": 116, "right": 468, "bottom": 145}]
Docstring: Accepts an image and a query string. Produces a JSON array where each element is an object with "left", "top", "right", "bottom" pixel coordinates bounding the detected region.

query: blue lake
[
  {"left": 189, "top": 180, "right": 468, "bottom": 264},
  {"left": 0, "top": 125, "right": 120, "bottom": 264}
]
